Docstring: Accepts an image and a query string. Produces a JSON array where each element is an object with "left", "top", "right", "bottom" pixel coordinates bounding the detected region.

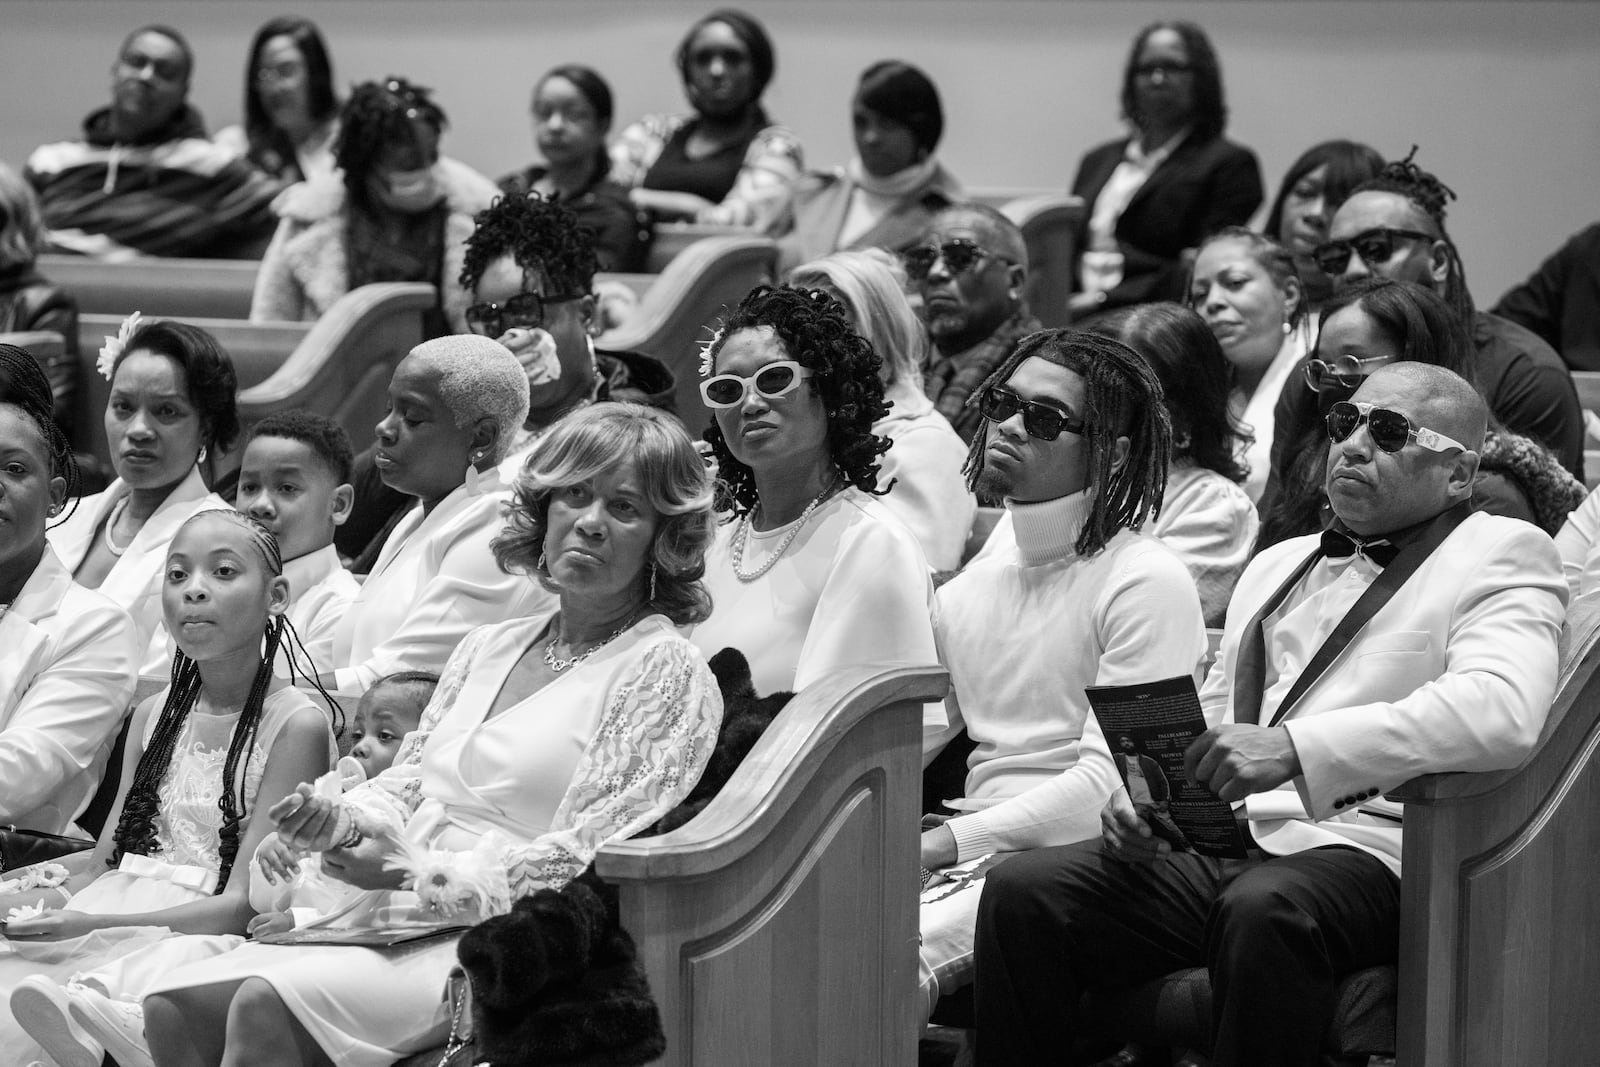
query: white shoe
[
  {"left": 10, "top": 976, "right": 103, "bottom": 1067},
  {"left": 66, "top": 982, "right": 155, "bottom": 1067}
]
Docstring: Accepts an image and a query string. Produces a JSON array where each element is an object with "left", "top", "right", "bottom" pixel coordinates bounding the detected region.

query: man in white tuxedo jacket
[{"left": 971, "top": 363, "right": 1568, "bottom": 1067}]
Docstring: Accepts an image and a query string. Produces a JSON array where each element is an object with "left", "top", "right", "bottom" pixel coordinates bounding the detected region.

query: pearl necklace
[
  {"left": 102, "top": 498, "right": 132, "bottom": 558},
  {"left": 543, "top": 617, "right": 635, "bottom": 673},
  {"left": 729, "top": 479, "right": 838, "bottom": 583}
]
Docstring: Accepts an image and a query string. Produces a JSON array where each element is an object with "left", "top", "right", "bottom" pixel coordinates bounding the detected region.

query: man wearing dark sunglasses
[
  {"left": 1312, "top": 158, "right": 1582, "bottom": 479},
  {"left": 976, "top": 361, "right": 1567, "bottom": 1067},
  {"left": 920, "top": 329, "right": 1205, "bottom": 1033},
  {"left": 913, "top": 203, "right": 1039, "bottom": 444}
]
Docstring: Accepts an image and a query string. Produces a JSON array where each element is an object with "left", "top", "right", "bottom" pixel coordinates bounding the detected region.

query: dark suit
[{"left": 1070, "top": 134, "right": 1263, "bottom": 308}]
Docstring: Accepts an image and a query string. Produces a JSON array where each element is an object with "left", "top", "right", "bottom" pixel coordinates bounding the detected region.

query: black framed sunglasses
[
  {"left": 979, "top": 386, "right": 1085, "bottom": 442},
  {"left": 903, "top": 238, "right": 1012, "bottom": 282},
  {"left": 1311, "top": 227, "right": 1436, "bottom": 276},
  {"left": 464, "top": 292, "right": 580, "bottom": 337},
  {"left": 1324, "top": 400, "right": 1466, "bottom": 455}
]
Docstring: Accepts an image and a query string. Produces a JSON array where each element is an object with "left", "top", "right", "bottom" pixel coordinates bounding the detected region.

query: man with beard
[
  {"left": 916, "top": 329, "right": 1206, "bottom": 1030},
  {"left": 912, "top": 204, "right": 1041, "bottom": 443},
  {"left": 25, "top": 26, "right": 278, "bottom": 259}
]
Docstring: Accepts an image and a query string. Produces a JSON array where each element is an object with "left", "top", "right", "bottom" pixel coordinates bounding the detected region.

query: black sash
[{"left": 1233, "top": 502, "right": 1472, "bottom": 727}]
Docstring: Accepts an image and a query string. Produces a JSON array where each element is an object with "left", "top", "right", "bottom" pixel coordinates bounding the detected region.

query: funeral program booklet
[{"left": 1086, "top": 674, "right": 1249, "bottom": 859}]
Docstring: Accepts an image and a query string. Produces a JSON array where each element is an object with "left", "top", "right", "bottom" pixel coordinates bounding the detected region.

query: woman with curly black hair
[
  {"left": 690, "top": 284, "right": 937, "bottom": 696},
  {"left": 249, "top": 77, "right": 498, "bottom": 335},
  {"left": 2, "top": 509, "right": 334, "bottom": 1067},
  {"left": 49, "top": 317, "right": 233, "bottom": 671}
]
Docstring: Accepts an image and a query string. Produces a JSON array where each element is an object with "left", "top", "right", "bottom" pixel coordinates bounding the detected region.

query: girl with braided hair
[
  {"left": 689, "top": 283, "right": 938, "bottom": 698},
  {"left": 2, "top": 508, "right": 335, "bottom": 1067},
  {"left": 249, "top": 76, "right": 499, "bottom": 335},
  {"left": 0, "top": 344, "right": 139, "bottom": 839}
]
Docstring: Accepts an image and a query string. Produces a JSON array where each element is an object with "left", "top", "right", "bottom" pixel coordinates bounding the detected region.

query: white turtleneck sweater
[{"left": 929, "top": 490, "right": 1208, "bottom": 862}]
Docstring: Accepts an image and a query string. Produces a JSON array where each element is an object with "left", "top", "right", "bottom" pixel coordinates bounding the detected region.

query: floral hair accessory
[
  {"left": 697, "top": 325, "right": 725, "bottom": 379},
  {"left": 97, "top": 311, "right": 144, "bottom": 381}
]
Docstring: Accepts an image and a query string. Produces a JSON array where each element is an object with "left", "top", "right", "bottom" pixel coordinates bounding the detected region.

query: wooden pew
[
  {"left": 600, "top": 234, "right": 777, "bottom": 435},
  {"left": 1388, "top": 591, "right": 1600, "bottom": 1065},
  {"left": 1001, "top": 194, "right": 1085, "bottom": 331},
  {"left": 39, "top": 254, "right": 259, "bottom": 320},
  {"left": 1570, "top": 370, "right": 1600, "bottom": 489},
  {"left": 596, "top": 663, "right": 948, "bottom": 1067}
]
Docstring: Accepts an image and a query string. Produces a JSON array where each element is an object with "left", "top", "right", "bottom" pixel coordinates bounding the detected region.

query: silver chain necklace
[
  {"left": 729, "top": 478, "right": 838, "bottom": 583},
  {"left": 543, "top": 617, "right": 635, "bottom": 673}
]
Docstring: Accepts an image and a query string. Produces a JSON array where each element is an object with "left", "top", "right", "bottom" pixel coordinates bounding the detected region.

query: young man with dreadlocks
[
  {"left": 1313, "top": 150, "right": 1582, "bottom": 478},
  {"left": 915, "top": 329, "right": 1207, "bottom": 1030},
  {"left": 2, "top": 508, "right": 336, "bottom": 1067}
]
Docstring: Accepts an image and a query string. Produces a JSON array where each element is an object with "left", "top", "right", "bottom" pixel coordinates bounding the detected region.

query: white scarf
[{"left": 839, "top": 155, "right": 942, "bottom": 246}]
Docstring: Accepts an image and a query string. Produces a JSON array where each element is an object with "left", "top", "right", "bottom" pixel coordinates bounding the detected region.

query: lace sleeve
[
  {"left": 344, "top": 626, "right": 492, "bottom": 831},
  {"left": 496, "top": 638, "right": 721, "bottom": 904},
  {"left": 697, "top": 124, "right": 805, "bottom": 233}
]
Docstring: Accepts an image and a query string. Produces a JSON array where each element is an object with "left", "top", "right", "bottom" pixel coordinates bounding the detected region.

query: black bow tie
[{"left": 1320, "top": 529, "right": 1400, "bottom": 568}]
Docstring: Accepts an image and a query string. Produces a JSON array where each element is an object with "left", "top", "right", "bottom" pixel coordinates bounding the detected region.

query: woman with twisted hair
[
  {"left": 249, "top": 77, "right": 498, "bottom": 335},
  {"left": 690, "top": 284, "right": 937, "bottom": 697},
  {"left": 2, "top": 509, "right": 335, "bottom": 1067},
  {"left": 0, "top": 345, "right": 139, "bottom": 840}
]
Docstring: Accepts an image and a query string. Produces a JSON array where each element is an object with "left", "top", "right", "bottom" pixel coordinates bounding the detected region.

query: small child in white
[{"left": 16, "top": 672, "right": 437, "bottom": 1067}]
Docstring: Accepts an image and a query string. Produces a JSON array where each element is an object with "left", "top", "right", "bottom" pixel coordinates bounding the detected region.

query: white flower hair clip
[
  {"left": 97, "top": 311, "right": 144, "bottom": 380},
  {"left": 697, "top": 325, "right": 725, "bottom": 379}
]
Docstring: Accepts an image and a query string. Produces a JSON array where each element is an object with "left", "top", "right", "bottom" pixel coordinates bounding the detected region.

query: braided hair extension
[
  {"left": 701, "top": 285, "right": 892, "bottom": 517},
  {"left": 0, "top": 344, "right": 81, "bottom": 524},
  {"left": 1346, "top": 147, "right": 1476, "bottom": 323},
  {"left": 110, "top": 513, "right": 293, "bottom": 894},
  {"left": 960, "top": 329, "right": 1172, "bottom": 558},
  {"left": 335, "top": 78, "right": 448, "bottom": 208},
  {"left": 458, "top": 193, "right": 598, "bottom": 299}
]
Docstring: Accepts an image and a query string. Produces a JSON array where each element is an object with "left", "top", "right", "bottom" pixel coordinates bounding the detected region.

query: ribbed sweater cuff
[{"left": 947, "top": 814, "right": 997, "bottom": 864}]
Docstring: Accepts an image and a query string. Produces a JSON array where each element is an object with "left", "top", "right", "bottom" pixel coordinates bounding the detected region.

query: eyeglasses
[
  {"left": 1324, "top": 400, "right": 1466, "bottom": 454},
  {"left": 464, "top": 292, "right": 580, "bottom": 337},
  {"left": 255, "top": 61, "right": 306, "bottom": 87},
  {"left": 1302, "top": 354, "right": 1394, "bottom": 392},
  {"left": 979, "top": 386, "right": 1085, "bottom": 442},
  {"left": 902, "top": 238, "right": 1012, "bottom": 282},
  {"left": 1133, "top": 60, "right": 1192, "bottom": 80},
  {"left": 1311, "top": 227, "right": 1436, "bottom": 276},
  {"left": 700, "top": 360, "right": 814, "bottom": 409}
]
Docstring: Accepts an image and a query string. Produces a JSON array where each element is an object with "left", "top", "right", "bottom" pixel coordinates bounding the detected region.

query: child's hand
[
  {"left": 247, "top": 911, "right": 296, "bottom": 938},
  {"left": 257, "top": 832, "right": 304, "bottom": 886}
]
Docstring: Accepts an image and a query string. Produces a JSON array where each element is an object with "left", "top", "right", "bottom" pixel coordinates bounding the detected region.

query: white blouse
[
  {"left": 0, "top": 546, "right": 140, "bottom": 833},
  {"left": 330, "top": 471, "right": 554, "bottom": 692},
  {"left": 48, "top": 466, "right": 228, "bottom": 673},
  {"left": 875, "top": 380, "right": 978, "bottom": 572},
  {"left": 692, "top": 487, "right": 938, "bottom": 698},
  {"left": 1236, "top": 320, "right": 1313, "bottom": 503}
]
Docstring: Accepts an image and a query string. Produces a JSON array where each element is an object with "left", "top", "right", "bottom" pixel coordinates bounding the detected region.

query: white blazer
[
  {"left": 48, "top": 466, "right": 228, "bottom": 672},
  {"left": 0, "top": 547, "right": 140, "bottom": 833},
  {"left": 330, "top": 470, "right": 555, "bottom": 692},
  {"left": 1202, "top": 511, "right": 1567, "bottom": 875}
]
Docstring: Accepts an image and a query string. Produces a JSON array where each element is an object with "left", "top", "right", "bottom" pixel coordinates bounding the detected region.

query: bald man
[
  {"left": 912, "top": 204, "right": 1041, "bottom": 443},
  {"left": 973, "top": 364, "right": 1568, "bottom": 1066}
]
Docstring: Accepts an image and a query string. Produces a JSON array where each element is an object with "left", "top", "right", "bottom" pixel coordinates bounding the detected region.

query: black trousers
[{"left": 973, "top": 840, "right": 1400, "bottom": 1067}]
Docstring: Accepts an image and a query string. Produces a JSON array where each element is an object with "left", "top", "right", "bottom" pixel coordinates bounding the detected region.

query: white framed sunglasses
[{"left": 699, "top": 360, "right": 814, "bottom": 409}]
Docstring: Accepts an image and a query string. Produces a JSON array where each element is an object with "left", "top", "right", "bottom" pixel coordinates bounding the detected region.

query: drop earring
[
  {"left": 648, "top": 560, "right": 658, "bottom": 602},
  {"left": 537, "top": 548, "right": 547, "bottom": 572},
  {"left": 465, "top": 450, "right": 484, "bottom": 494},
  {"left": 197, "top": 445, "right": 208, "bottom": 464}
]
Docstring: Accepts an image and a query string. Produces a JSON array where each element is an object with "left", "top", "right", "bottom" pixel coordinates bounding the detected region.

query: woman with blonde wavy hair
[
  {"left": 789, "top": 248, "right": 974, "bottom": 569},
  {"left": 141, "top": 402, "right": 724, "bottom": 1067}
]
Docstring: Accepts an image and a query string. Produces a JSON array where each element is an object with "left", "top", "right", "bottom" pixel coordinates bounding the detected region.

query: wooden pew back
[
  {"left": 1001, "top": 195, "right": 1085, "bottom": 330},
  {"left": 40, "top": 254, "right": 259, "bottom": 320},
  {"left": 597, "top": 664, "right": 947, "bottom": 1067}
]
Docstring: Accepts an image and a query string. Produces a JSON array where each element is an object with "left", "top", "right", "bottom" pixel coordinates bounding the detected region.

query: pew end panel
[
  {"left": 598, "top": 234, "right": 777, "bottom": 436},
  {"left": 1000, "top": 195, "right": 1085, "bottom": 330},
  {"left": 1387, "top": 592, "right": 1600, "bottom": 1066},
  {"left": 596, "top": 664, "right": 948, "bottom": 1067}
]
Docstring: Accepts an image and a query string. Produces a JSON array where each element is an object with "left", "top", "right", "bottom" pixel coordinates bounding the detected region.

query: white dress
[
  {"left": 0, "top": 547, "right": 139, "bottom": 834},
  {"left": 150, "top": 613, "right": 723, "bottom": 1067},
  {"left": 874, "top": 380, "right": 978, "bottom": 572},
  {"left": 691, "top": 486, "right": 939, "bottom": 699},
  {"left": 48, "top": 467, "right": 228, "bottom": 673},
  {"left": 0, "top": 688, "right": 326, "bottom": 1067},
  {"left": 330, "top": 470, "right": 555, "bottom": 692}
]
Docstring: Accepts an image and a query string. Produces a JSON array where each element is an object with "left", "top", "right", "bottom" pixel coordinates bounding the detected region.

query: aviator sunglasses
[
  {"left": 1302, "top": 354, "right": 1393, "bottom": 392},
  {"left": 1324, "top": 400, "right": 1466, "bottom": 454},
  {"left": 979, "top": 386, "right": 1086, "bottom": 442},
  {"left": 1311, "top": 227, "right": 1435, "bottom": 276},
  {"left": 700, "top": 360, "right": 814, "bottom": 409},
  {"left": 902, "top": 238, "right": 1013, "bottom": 282}
]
